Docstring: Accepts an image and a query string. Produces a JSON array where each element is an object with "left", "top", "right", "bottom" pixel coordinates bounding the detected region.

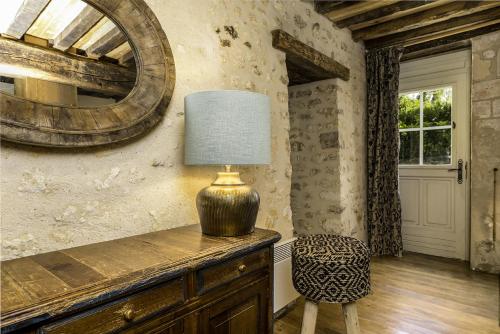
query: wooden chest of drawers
[{"left": 1, "top": 225, "right": 281, "bottom": 334}]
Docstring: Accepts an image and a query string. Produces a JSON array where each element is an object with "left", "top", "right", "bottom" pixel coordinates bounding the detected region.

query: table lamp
[{"left": 184, "top": 90, "right": 271, "bottom": 236}]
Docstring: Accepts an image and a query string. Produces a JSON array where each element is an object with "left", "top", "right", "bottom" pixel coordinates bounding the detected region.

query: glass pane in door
[
  {"left": 423, "top": 88, "right": 452, "bottom": 127},
  {"left": 399, "top": 92, "right": 420, "bottom": 129},
  {"left": 423, "top": 129, "right": 451, "bottom": 164},
  {"left": 400, "top": 131, "right": 419, "bottom": 164}
]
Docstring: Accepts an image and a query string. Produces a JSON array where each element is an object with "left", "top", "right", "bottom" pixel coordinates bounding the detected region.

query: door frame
[{"left": 399, "top": 50, "right": 471, "bottom": 260}]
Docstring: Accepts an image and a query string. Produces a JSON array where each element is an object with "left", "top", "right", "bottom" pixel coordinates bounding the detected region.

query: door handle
[{"left": 448, "top": 159, "right": 463, "bottom": 184}]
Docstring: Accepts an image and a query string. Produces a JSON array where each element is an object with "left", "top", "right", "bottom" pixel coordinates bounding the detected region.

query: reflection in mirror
[{"left": 0, "top": 0, "right": 136, "bottom": 107}]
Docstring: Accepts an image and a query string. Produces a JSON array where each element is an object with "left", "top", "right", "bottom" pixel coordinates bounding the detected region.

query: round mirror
[
  {"left": 0, "top": 0, "right": 136, "bottom": 107},
  {"left": 0, "top": 0, "right": 175, "bottom": 147}
]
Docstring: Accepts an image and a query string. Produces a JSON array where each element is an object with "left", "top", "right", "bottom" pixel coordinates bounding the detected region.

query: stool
[{"left": 292, "top": 234, "right": 371, "bottom": 334}]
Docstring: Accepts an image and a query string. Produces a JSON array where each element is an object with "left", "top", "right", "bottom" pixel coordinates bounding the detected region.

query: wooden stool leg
[
  {"left": 342, "top": 301, "right": 360, "bottom": 334},
  {"left": 300, "top": 299, "right": 319, "bottom": 334}
]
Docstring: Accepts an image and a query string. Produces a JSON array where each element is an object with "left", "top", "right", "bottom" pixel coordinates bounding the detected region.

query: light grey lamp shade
[{"left": 184, "top": 90, "right": 271, "bottom": 165}]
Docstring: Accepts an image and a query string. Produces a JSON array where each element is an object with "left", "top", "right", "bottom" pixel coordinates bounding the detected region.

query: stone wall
[
  {"left": 289, "top": 81, "right": 342, "bottom": 235},
  {"left": 0, "top": 0, "right": 367, "bottom": 259},
  {"left": 288, "top": 76, "right": 366, "bottom": 239},
  {"left": 337, "top": 56, "right": 367, "bottom": 240},
  {"left": 471, "top": 31, "right": 500, "bottom": 273}
]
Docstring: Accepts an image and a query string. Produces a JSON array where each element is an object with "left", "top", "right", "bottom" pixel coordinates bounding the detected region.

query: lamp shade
[{"left": 184, "top": 90, "right": 271, "bottom": 165}]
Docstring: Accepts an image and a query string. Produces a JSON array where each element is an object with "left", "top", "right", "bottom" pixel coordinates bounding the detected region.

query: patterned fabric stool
[{"left": 292, "top": 235, "right": 371, "bottom": 334}]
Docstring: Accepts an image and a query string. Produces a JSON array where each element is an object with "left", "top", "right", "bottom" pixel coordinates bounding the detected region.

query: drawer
[
  {"left": 40, "top": 278, "right": 185, "bottom": 334},
  {"left": 197, "top": 248, "right": 270, "bottom": 294}
]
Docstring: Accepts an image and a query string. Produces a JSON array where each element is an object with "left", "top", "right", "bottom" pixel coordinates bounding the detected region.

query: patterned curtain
[{"left": 366, "top": 47, "right": 404, "bottom": 256}]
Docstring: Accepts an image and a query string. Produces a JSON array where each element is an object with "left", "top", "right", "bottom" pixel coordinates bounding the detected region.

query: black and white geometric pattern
[{"left": 292, "top": 235, "right": 371, "bottom": 303}]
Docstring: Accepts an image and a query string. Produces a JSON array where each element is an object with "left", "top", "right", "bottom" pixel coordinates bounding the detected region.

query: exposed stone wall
[
  {"left": 288, "top": 76, "right": 366, "bottom": 239},
  {"left": 289, "top": 81, "right": 342, "bottom": 235},
  {"left": 471, "top": 31, "right": 500, "bottom": 273},
  {"left": 337, "top": 54, "right": 367, "bottom": 240},
  {"left": 0, "top": 0, "right": 366, "bottom": 259}
]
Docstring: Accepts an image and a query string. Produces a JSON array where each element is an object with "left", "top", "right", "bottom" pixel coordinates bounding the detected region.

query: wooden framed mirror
[{"left": 0, "top": 0, "right": 175, "bottom": 147}]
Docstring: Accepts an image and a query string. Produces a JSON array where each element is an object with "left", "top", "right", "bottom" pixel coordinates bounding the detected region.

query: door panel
[
  {"left": 400, "top": 179, "right": 419, "bottom": 226},
  {"left": 399, "top": 50, "right": 470, "bottom": 260},
  {"left": 422, "top": 179, "right": 452, "bottom": 229},
  {"left": 400, "top": 169, "right": 465, "bottom": 259}
]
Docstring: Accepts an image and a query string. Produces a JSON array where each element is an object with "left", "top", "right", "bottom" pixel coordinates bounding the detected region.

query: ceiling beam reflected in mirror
[
  {"left": 52, "top": 5, "right": 103, "bottom": 51},
  {"left": 1, "top": 0, "right": 50, "bottom": 39},
  {"left": 0, "top": 37, "right": 134, "bottom": 96}
]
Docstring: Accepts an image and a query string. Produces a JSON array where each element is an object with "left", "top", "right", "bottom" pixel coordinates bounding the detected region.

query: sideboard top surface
[{"left": 0, "top": 224, "right": 281, "bottom": 330}]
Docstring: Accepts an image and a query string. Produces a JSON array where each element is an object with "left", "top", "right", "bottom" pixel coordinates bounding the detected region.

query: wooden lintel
[
  {"left": 335, "top": 1, "right": 434, "bottom": 29},
  {"left": 86, "top": 27, "right": 127, "bottom": 58},
  {"left": 365, "top": 7, "right": 500, "bottom": 49},
  {"left": 271, "top": 29, "right": 349, "bottom": 85},
  {"left": 353, "top": 1, "right": 500, "bottom": 41},
  {"left": 0, "top": 37, "right": 135, "bottom": 96},
  {"left": 53, "top": 5, "right": 104, "bottom": 52},
  {"left": 402, "top": 23, "right": 500, "bottom": 56}
]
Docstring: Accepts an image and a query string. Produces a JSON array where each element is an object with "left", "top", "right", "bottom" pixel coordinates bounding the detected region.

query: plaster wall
[
  {"left": 471, "top": 31, "right": 500, "bottom": 273},
  {"left": 0, "top": 0, "right": 366, "bottom": 259}
]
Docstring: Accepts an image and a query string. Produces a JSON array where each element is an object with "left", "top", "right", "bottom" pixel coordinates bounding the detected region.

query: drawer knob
[
  {"left": 238, "top": 264, "right": 247, "bottom": 272},
  {"left": 123, "top": 309, "right": 136, "bottom": 322}
]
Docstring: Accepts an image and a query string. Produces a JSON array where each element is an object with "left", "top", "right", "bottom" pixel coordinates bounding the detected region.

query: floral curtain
[{"left": 366, "top": 47, "right": 404, "bottom": 256}]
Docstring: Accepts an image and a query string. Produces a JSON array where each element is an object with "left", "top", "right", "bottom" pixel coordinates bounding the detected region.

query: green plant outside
[{"left": 399, "top": 88, "right": 452, "bottom": 165}]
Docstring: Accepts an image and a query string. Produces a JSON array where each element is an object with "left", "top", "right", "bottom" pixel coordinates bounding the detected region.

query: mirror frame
[{"left": 0, "top": 0, "right": 175, "bottom": 147}]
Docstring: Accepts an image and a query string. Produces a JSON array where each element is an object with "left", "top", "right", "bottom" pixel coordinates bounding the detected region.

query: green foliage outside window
[
  {"left": 399, "top": 93, "right": 420, "bottom": 129},
  {"left": 399, "top": 88, "right": 452, "bottom": 165}
]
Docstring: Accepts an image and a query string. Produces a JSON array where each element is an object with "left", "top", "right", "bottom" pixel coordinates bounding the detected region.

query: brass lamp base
[{"left": 196, "top": 168, "right": 259, "bottom": 236}]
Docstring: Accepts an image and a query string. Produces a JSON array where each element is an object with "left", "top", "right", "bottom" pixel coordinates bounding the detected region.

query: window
[{"left": 399, "top": 87, "right": 452, "bottom": 165}]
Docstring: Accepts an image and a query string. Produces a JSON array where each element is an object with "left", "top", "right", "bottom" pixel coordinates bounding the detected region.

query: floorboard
[{"left": 275, "top": 252, "right": 499, "bottom": 334}]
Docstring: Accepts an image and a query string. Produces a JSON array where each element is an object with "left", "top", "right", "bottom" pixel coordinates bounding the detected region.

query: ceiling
[
  {"left": 315, "top": 0, "right": 500, "bottom": 59},
  {"left": 0, "top": 0, "right": 134, "bottom": 67}
]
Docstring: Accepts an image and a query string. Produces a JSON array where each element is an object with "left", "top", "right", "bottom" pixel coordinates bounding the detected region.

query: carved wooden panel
[{"left": 0, "top": 0, "right": 175, "bottom": 147}]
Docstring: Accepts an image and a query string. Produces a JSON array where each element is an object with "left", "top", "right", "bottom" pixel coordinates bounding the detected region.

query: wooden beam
[
  {"left": 0, "top": 37, "right": 135, "bottom": 96},
  {"left": 119, "top": 50, "right": 135, "bottom": 67},
  {"left": 348, "top": 0, "right": 451, "bottom": 31},
  {"left": 315, "top": 1, "right": 357, "bottom": 15},
  {"left": 85, "top": 27, "right": 127, "bottom": 58},
  {"left": 317, "top": 1, "right": 398, "bottom": 22},
  {"left": 15, "top": 77, "right": 78, "bottom": 106},
  {"left": 401, "top": 40, "right": 471, "bottom": 61},
  {"left": 271, "top": 29, "right": 349, "bottom": 84},
  {"left": 403, "top": 23, "right": 500, "bottom": 55},
  {"left": 24, "top": 34, "right": 49, "bottom": 47},
  {"left": 52, "top": 5, "right": 104, "bottom": 52},
  {"left": 353, "top": 1, "right": 500, "bottom": 41},
  {"left": 77, "top": 87, "right": 123, "bottom": 100},
  {"left": 335, "top": 1, "right": 434, "bottom": 29},
  {"left": 399, "top": 19, "right": 500, "bottom": 48},
  {"left": 365, "top": 7, "right": 500, "bottom": 49},
  {"left": 4, "top": 0, "right": 50, "bottom": 39}
]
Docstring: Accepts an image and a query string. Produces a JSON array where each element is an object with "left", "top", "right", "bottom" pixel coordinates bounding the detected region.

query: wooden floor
[{"left": 275, "top": 252, "right": 499, "bottom": 334}]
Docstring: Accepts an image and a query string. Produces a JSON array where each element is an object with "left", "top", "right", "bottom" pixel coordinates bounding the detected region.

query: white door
[{"left": 399, "top": 51, "right": 471, "bottom": 260}]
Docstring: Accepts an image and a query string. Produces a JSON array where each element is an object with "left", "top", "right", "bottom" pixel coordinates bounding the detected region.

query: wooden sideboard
[{"left": 1, "top": 225, "right": 281, "bottom": 333}]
